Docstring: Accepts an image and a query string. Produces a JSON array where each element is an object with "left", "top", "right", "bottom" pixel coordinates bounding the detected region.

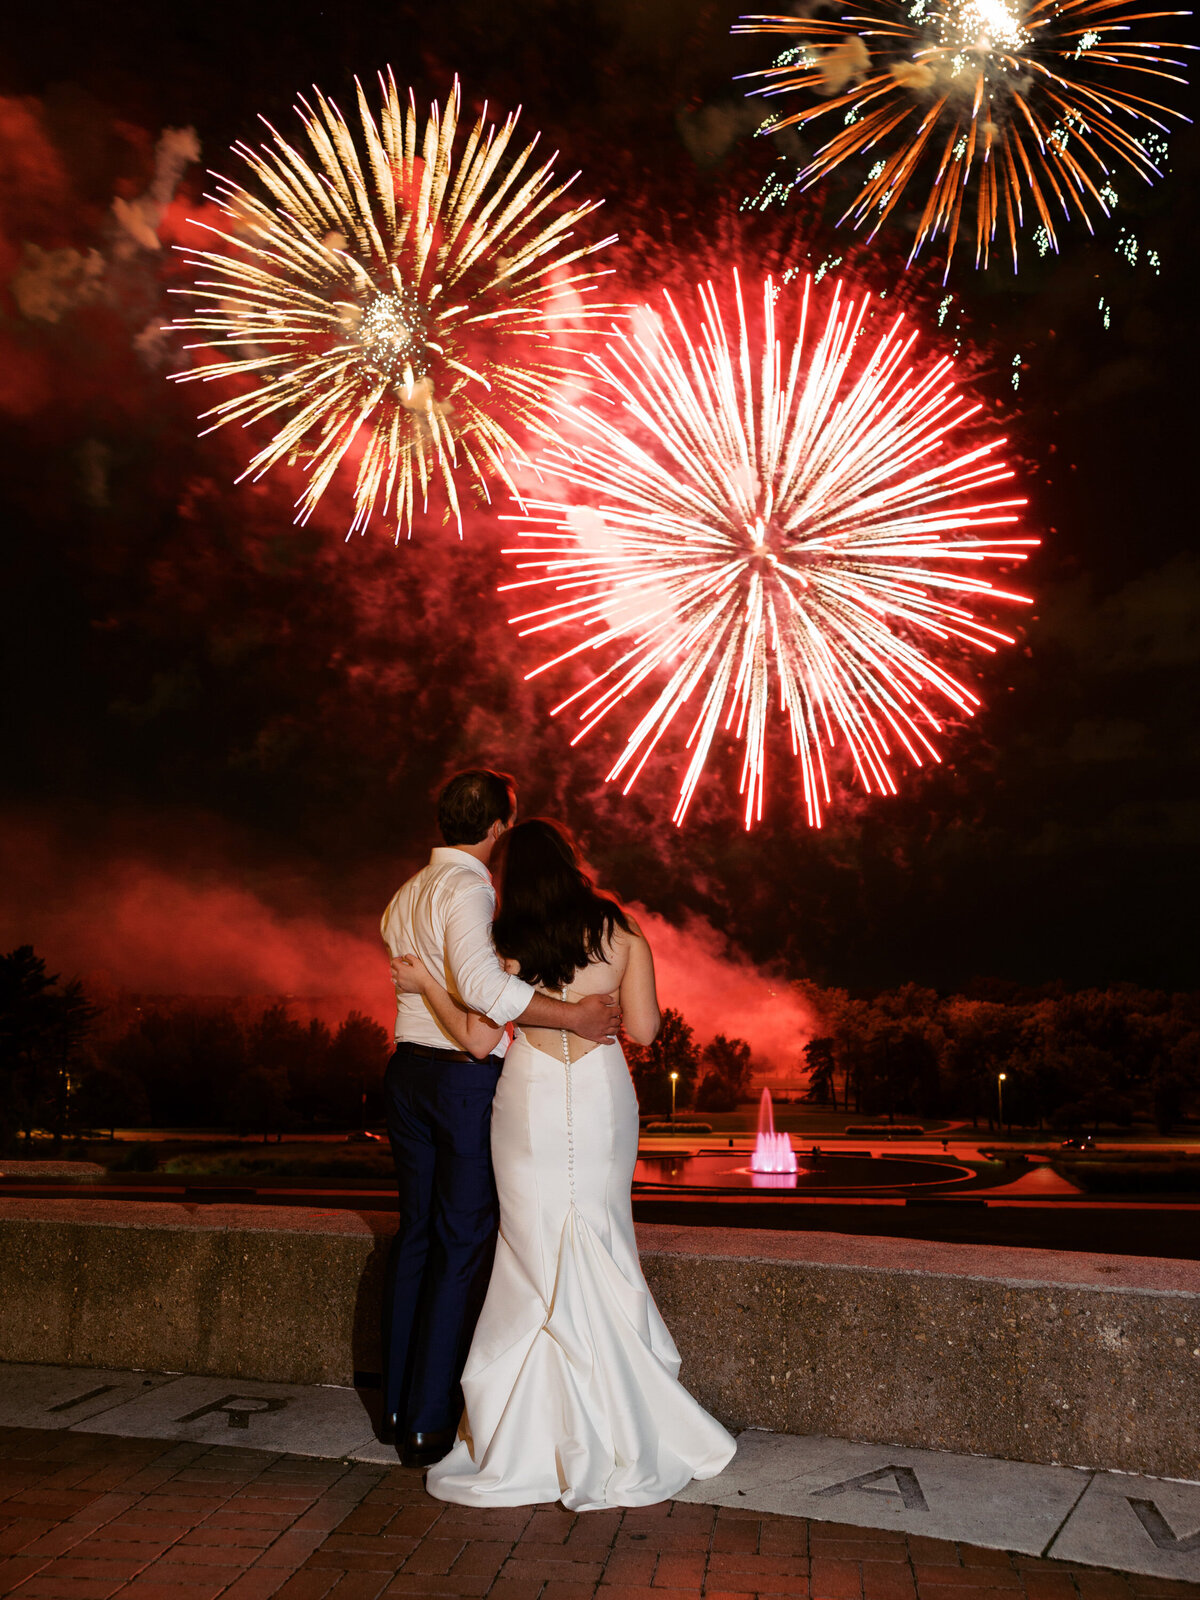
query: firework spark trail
[
  {"left": 501, "top": 274, "right": 1036, "bottom": 829},
  {"left": 169, "top": 74, "right": 614, "bottom": 536},
  {"left": 735, "top": 0, "right": 1193, "bottom": 274}
]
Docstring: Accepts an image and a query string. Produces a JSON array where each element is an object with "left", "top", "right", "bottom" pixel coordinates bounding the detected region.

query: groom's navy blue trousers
[{"left": 381, "top": 1044, "right": 503, "bottom": 1434}]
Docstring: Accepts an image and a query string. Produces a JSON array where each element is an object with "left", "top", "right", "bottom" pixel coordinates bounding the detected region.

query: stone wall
[
  {"left": 1, "top": 1200, "right": 1196, "bottom": 1479},
  {"left": 642, "top": 1226, "right": 1200, "bottom": 1481},
  {"left": 0, "top": 1202, "right": 387, "bottom": 1388}
]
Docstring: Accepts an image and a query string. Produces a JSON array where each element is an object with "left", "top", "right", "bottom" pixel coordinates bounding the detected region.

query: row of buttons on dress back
[{"left": 560, "top": 987, "right": 575, "bottom": 1206}]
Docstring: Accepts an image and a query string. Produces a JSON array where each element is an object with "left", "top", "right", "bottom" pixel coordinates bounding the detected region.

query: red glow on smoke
[
  {"left": 0, "top": 333, "right": 53, "bottom": 416},
  {"left": 0, "top": 96, "right": 71, "bottom": 256},
  {"left": 0, "top": 86, "right": 1028, "bottom": 1047},
  {"left": 0, "top": 816, "right": 814, "bottom": 1070}
]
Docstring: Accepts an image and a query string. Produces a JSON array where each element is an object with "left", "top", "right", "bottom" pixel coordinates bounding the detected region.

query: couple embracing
[{"left": 379, "top": 769, "right": 735, "bottom": 1510}]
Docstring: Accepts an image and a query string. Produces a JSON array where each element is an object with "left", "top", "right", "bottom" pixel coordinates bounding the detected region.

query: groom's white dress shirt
[{"left": 380, "top": 847, "right": 535, "bottom": 1057}]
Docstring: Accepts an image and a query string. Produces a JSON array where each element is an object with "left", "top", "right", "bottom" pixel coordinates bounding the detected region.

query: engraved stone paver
[
  {"left": 0, "top": 1365, "right": 1197, "bottom": 1595},
  {"left": 79, "top": 1378, "right": 378, "bottom": 1459},
  {"left": 675, "top": 1432, "right": 1092, "bottom": 1555},
  {"left": 0, "top": 1368, "right": 182, "bottom": 1432},
  {"left": 1048, "top": 1472, "right": 1200, "bottom": 1581}
]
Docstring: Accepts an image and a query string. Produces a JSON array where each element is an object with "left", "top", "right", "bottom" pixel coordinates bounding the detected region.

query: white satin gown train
[{"left": 425, "top": 1033, "right": 735, "bottom": 1510}]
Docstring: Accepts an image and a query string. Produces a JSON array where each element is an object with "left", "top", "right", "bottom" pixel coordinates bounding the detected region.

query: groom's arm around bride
[{"left": 377, "top": 769, "right": 618, "bottom": 1467}]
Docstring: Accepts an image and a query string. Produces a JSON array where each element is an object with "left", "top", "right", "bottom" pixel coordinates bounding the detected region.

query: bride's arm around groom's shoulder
[{"left": 615, "top": 918, "right": 661, "bottom": 1047}]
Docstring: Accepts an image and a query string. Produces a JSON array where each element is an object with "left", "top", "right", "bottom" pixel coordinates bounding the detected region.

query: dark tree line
[
  {"left": 624, "top": 983, "right": 1198, "bottom": 1132},
  {"left": 0, "top": 945, "right": 390, "bottom": 1146},
  {"left": 4, "top": 945, "right": 1196, "bottom": 1141},
  {"left": 798, "top": 982, "right": 1199, "bottom": 1133},
  {"left": 105, "top": 1002, "right": 390, "bottom": 1139}
]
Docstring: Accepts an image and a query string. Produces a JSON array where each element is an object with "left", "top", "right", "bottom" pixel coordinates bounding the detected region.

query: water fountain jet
[{"left": 751, "top": 1087, "right": 797, "bottom": 1174}]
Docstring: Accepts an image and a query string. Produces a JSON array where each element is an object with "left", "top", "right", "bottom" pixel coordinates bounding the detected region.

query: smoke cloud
[
  {"left": 0, "top": 816, "right": 389, "bottom": 1016},
  {"left": 0, "top": 95, "right": 71, "bottom": 272},
  {"left": 10, "top": 243, "right": 107, "bottom": 323},
  {"left": 675, "top": 101, "right": 763, "bottom": 168},
  {"left": 111, "top": 127, "right": 201, "bottom": 255},
  {"left": 818, "top": 37, "right": 870, "bottom": 96},
  {"left": 3, "top": 106, "right": 198, "bottom": 337},
  {"left": 631, "top": 905, "right": 813, "bottom": 1072},
  {"left": 0, "top": 817, "right": 811, "bottom": 1069}
]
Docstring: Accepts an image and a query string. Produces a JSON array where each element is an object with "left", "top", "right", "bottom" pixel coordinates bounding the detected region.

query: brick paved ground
[{"left": 1, "top": 1426, "right": 1197, "bottom": 1600}]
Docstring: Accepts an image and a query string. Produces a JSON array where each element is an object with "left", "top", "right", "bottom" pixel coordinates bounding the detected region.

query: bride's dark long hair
[{"left": 492, "top": 819, "right": 631, "bottom": 992}]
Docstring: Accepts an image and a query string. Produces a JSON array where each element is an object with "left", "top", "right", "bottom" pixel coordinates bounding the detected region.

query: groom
[{"left": 379, "top": 769, "right": 620, "bottom": 1466}]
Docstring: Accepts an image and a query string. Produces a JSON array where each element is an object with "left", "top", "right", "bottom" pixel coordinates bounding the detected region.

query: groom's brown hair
[{"left": 437, "top": 769, "right": 516, "bottom": 846}]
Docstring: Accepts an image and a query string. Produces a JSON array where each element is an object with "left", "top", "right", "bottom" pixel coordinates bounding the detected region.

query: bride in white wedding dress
[{"left": 391, "top": 818, "right": 735, "bottom": 1510}]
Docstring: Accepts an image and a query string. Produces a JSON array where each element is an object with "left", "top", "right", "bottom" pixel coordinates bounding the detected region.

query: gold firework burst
[
  {"left": 170, "top": 74, "right": 614, "bottom": 534},
  {"left": 736, "top": 0, "right": 1193, "bottom": 273}
]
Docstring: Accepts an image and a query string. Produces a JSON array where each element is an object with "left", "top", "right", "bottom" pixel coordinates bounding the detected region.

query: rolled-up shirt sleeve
[{"left": 444, "top": 877, "right": 535, "bottom": 1025}]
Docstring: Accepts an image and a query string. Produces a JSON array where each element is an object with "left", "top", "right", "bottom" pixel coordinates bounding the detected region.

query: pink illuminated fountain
[{"left": 751, "top": 1088, "right": 797, "bottom": 1174}]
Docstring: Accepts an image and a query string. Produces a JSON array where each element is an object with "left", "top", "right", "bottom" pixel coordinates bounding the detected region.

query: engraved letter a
[{"left": 812, "top": 1466, "right": 930, "bottom": 1512}]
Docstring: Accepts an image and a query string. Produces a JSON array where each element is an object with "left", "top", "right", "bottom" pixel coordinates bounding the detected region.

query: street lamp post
[
  {"left": 670, "top": 1072, "right": 679, "bottom": 1123},
  {"left": 997, "top": 1072, "right": 1007, "bottom": 1132}
]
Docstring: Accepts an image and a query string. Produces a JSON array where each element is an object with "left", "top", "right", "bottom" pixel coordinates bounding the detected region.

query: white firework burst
[{"left": 502, "top": 273, "right": 1036, "bottom": 828}]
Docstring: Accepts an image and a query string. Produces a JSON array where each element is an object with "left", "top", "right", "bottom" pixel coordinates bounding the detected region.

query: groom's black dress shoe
[
  {"left": 377, "top": 1412, "right": 399, "bottom": 1447},
  {"left": 401, "top": 1427, "right": 457, "bottom": 1468}
]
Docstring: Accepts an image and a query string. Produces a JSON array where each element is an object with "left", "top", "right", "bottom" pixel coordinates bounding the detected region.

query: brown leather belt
[{"left": 396, "top": 1040, "right": 487, "bottom": 1064}]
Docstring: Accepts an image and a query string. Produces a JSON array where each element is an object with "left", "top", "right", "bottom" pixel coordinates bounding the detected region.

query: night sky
[{"left": 1, "top": 0, "right": 1197, "bottom": 1012}]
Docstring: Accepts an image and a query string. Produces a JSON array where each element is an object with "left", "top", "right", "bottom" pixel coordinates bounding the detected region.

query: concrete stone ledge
[
  {"left": 0, "top": 1200, "right": 1196, "bottom": 1480},
  {"left": 640, "top": 1226, "right": 1200, "bottom": 1483}
]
